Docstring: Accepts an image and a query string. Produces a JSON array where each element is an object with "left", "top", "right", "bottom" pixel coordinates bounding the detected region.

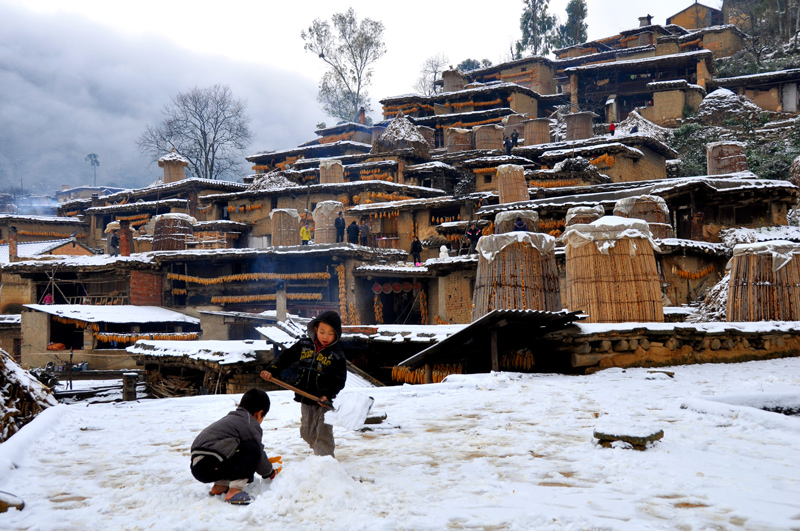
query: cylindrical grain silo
[
  {"left": 474, "top": 124, "right": 504, "bottom": 150},
  {"left": 497, "top": 164, "right": 530, "bottom": 204},
  {"left": 706, "top": 141, "right": 748, "bottom": 175},
  {"left": 613, "top": 195, "right": 673, "bottom": 239},
  {"left": 566, "top": 205, "right": 605, "bottom": 227},
  {"left": 523, "top": 118, "right": 551, "bottom": 146},
  {"left": 565, "top": 112, "right": 597, "bottom": 141},
  {"left": 563, "top": 216, "right": 664, "bottom": 323},
  {"left": 727, "top": 241, "right": 800, "bottom": 321},
  {"left": 152, "top": 214, "right": 196, "bottom": 251},
  {"left": 319, "top": 160, "right": 344, "bottom": 184},
  {"left": 269, "top": 209, "right": 301, "bottom": 247},
  {"left": 472, "top": 232, "right": 561, "bottom": 320},
  {"left": 446, "top": 128, "right": 474, "bottom": 153},
  {"left": 494, "top": 210, "right": 539, "bottom": 233},
  {"left": 312, "top": 201, "right": 344, "bottom": 244}
]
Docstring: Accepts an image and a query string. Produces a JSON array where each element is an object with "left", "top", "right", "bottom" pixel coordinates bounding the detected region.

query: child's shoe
[{"left": 226, "top": 491, "right": 252, "bottom": 505}]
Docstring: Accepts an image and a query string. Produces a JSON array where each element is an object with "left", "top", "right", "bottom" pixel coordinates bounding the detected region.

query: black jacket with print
[{"left": 266, "top": 311, "right": 347, "bottom": 405}]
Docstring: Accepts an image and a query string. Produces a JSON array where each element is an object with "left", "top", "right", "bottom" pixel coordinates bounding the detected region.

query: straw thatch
[
  {"left": 497, "top": 164, "right": 529, "bottom": 204},
  {"left": 566, "top": 205, "right": 604, "bottom": 227},
  {"left": 563, "top": 216, "right": 664, "bottom": 323},
  {"left": 319, "top": 160, "right": 344, "bottom": 184},
  {"left": 727, "top": 241, "right": 800, "bottom": 321},
  {"left": 613, "top": 195, "right": 673, "bottom": 239},
  {"left": 472, "top": 233, "right": 561, "bottom": 320}
]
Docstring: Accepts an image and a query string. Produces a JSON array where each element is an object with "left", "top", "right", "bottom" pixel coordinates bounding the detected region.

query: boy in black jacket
[
  {"left": 190, "top": 388, "right": 276, "bottom": 505},
  {"left": 260, "top": 311, "right": 347, "bottom": 457}
]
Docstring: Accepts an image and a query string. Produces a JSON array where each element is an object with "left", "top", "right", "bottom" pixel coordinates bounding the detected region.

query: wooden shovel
[{"left": 269, "top": 377, "right": 334, "bottom": 408}]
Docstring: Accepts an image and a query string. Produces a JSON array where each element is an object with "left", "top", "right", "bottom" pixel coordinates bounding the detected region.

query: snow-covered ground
[{"left": 2, "top": 358, "right": 800, "bottom": 530}]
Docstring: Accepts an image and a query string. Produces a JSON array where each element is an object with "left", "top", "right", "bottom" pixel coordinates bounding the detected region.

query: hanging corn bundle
[
  {"left": 419, "top": 288, "right": 428, "bottom": 324},
  {"left": 494, "top": 210, "right": 538, "bottom": 233},
  {"left": 566, "top": 205, "right": 604, "bottom": 227},
  {"left": 500, "top": 349, "right": 536, "bottom": 371},
  {"left": 496, "top": 164, "right": 530, "bottom": 204},
  {"left": 312, "top": 201, "right": 344, "bottom": 244},
  {"left": 374, "top": 294, "right": 384, "bottom": 324},
  {"left": 336, "top": 265, "right": 348, "bottom": 324},
  {"left": 319, "top": 159, "right": 344, "bottom": 184},
  {"left": 210, "top": 293, "right": 323, "bottom": 304},
  {"left": 0, "top": 350, "right": 57, "bottom": 443},
  {"left": 153, "top": 214, "right": 197, "bottom": 251},
  {"left": 473, "top": 124, "right": 504, "bottom": 150},
  {"left": 348, "top": 302, "right": 359, "bottom": 326},
  {"left": 613, "top": 195, "right": 673, "bottom": 239},
  {"left": 727, "top": 241, "right": 800, "bottom": 321},
  {"left": 391, "top": 363, "right": 464, "bottom": 384},
  {"left": 471, "top": 232, "right": 561, "bottom": 321},
  {"left": 167, "top": 272, "right": 330, "bottom": 285},
  {"left": 269, "top": 209, "right": 301, "bottom": 247},
  {"left": 563, "top": 216, "right": 664, "bottom": 323},
  {"left": 94, "top": 331, "right": 200, "bottom": 343}
]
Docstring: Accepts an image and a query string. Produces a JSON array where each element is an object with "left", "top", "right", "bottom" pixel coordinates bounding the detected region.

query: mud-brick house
[
  {"left": 59, "top": 177, "right": 247, "bottom": 249},
  {"left": 246, "top": 141, "right": 373, "bottom": 175},
  {"left": 656, "top": 25, "right": 746, "bottom": 58},
  {"left": 565, "top": 50, "right": 717, "bottom": 122},
  {"left": 0, "top": 215, "right": 88, "bottom": 248},
  {"left": 708, "top": 69, "right": 800, "bottom": 113},
  {"left": 56, "top": 185, "right": 126, "bottom": 204},
  {"left": 516, "top": 134, "right": 678, "bottom": 183},
  {"left": 458, "top": 57, "right": 557, "bottom": 95},
  {"left": 639, "top": 80, "right": 706, "bottom": 126},
  {"left": 347, "top": 192, "right": 497, "bottom": 260},
  {"left": 21, "top": 304, "right": 201, "bottom": 370},
  {"left": 667, "top": 3, "right": 723, "bottom": 30}
]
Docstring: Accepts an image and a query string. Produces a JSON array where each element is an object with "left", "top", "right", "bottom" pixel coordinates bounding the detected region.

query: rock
[
  {"left": 593, "top": 428, "right": 664, "bottom": 450},
  {"left": 0, "top": 491, "right": 24, "bottom": 513},
  {"left": 371, "top": 112, "right": 431, "bottom": 160}
]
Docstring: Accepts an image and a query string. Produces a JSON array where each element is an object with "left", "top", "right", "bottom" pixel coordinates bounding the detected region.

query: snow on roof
[
  {"left": 203, "top": 179, "right": 446, "bottom": 202},
  {"left": 0, "top": 314, "right": 20, "bottom": 324},
  {"left": 712, "top": 67, "right": 800, "bottom": 86},
  {"left": 381, "top": 82, "right": 540, "bottom": 105},
  {"left": 84, "top": 198, "right": 188, "bottom": 214},
  {"left": 0, "top": 214, "right": 83, "bottom": 224},
  {"left": 126, "top": 339, "right": 270, "bottom": 366},
  {"left": 405, "top": 161, "right": 459, "bottom": 173},
  {"left": 574, "top": 319, "right": 800, "bottom": 335},
  {"left": 718, "top": 225, "right": 800, "bottom": 247},
  {"left": 3, "top": 253, "right": 152, "bottom": 270},
  {"left": 656, "top": 238, "right": 729, "bottom": 256},
  {"left": 341, "top": 324, "right": 466, "bottom": 344},
  {"left": 563, "top": 50, "right": 714, "bottom": 74},
  {"left": 540, "top": 143, "right": 645, "bottom": 160},
  {"left": 348, "top": 192, "right": 494, "bottom": 213},
  {"left": 247, "top": 141, "right": 372, "bottom": 161},
  {"left": 157, "top": 151, "right": 190, "bottom": 166},
  {"left": 24, "top": 304, "right": 200, "bottom": 324},
  {"left": 354, "top": 263, "right": 430, "bottom": 275},
  {"left": 0, "top": 238, "right": 82, "bottom": 264}
]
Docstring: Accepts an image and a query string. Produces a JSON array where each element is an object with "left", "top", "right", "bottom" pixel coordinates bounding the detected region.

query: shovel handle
[{"left": 268, "top": 376, "right": 334, "bottom": 409}]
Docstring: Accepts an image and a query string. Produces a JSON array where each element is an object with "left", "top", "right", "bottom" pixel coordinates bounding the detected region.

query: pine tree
[{"left": 516, "top": 0, "right": 558, "bottom": 56}]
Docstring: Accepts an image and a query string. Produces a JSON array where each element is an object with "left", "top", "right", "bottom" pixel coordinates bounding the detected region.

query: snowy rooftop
[
  {"left": 563, "top": 50, "right": 715, "bottom": 74},
  {"left": 24, "top": 304, "right": 200, "bottom": 324},
  {"left": 247, "top": 141, "right": 372, "bottom": 161},
  {"left": 341, "top": 323, "right": 466, "bottom": 344},
  {"left": 0, "top": 238, "right": 84, "bottom": 264},
  {"left": 540, "top": 143, "right": 645, "bottom": 160},
  {"left": 0, "top": 214, "right": 83, "bottom": 225},
  {"left": 127, "top": 340, "right": 270, "bottom": 366}
]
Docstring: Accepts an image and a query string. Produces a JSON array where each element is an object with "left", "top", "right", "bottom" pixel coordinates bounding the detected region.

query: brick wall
[
  {"left": 130, "top": 271, "right": 163, "bottom": 306},
  {"left": 437, "top": 270, "right": 475, "bottom": 324}
]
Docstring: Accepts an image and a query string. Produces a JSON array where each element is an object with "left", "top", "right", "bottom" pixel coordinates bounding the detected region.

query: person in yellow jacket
[{"left": 300, "top": 222, "right": 311, "bottom": 245}]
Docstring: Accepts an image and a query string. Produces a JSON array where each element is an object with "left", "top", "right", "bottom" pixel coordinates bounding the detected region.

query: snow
[
  {"left": 127, "top": 340, "right": 271, "bottom": 366},
  {"left": 696, "top": 88, "right": 762, "bottom": 120},
  {"left": 24, "top": 304, "right": 200, "bottom": 324},
  {"left": 2, "top": 358, "right": 800, "bottom": 529}
]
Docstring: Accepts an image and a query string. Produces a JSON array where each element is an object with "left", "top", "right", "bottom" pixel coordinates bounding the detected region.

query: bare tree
[
  {"left": 302, "top": 8, "right": 386, "bottom": 123},
  {"left": 413, "top": 54, "right": 449, "bottom": 96},
  {"left": 137, "top": 84, "right": 252, "bottom": 181}
]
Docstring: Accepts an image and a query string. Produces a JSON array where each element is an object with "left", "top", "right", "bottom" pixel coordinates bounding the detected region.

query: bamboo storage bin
[
  {"left": 319, "top": 159, "right": 344, "bottom": 184},
  {"left": 727, "top": 241, "right": 800, "bottom": 321},
  {"left": 474, "top": 124, "right": 504, "bottom": 150},
  {"left": 269, "top": 209, "right": 301, "bottom": 247},
  {"left": 563, "top": 216, "right": 664, "bottom": 323},
  {"left": 153, "top": 214, "right": 196, "bottom": 251},
  {"left": 613, "top": 195, "right": 673, "bottom": 239},
  {"left": 471, "top": 232, "right": 561, "bottom": 321},
  {"left": 497, "top": 164, "right": 530, "bottom": 204},
  {"left": 312, "top": 201, "right": 344, "bottom": 244},
  {"left": 494, "top": 210, "right": 539, "bottom": 233}
]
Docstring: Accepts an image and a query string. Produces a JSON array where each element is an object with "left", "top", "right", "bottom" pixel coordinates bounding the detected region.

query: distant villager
[
  {"left": 410, "top": 236, "right": 423, "bottom": 265},
  {"left": 335, "top": 212, "right": 346, "bottom": 243},
  {"left": 503, "top": 136, "right": 513, "bottom": 156},
  {"left": 466, "top": 223, "right": 482, "bottom": 254},
  {"left": 359, "top": 219, "right": 370, "bottom": 246},
  {"left": 109, "top": 229, "right": 120, "bottom": 256},
  {"left": 300, "top": 223, "right": 311, "bottom": 245},
  {"left": 510, "top": 129, "right": 519, "bottom": 147},
  {"left": 609, "top": 122, "right": 616, "bottom": 136},
  {"left": 347, "top": 221, "right": 359, "bottom": 244},
  {"left": 513, "top": 218, "right": 528, "bottom": 231}
]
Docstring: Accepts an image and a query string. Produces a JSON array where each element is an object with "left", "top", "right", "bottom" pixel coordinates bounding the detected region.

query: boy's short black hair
[{"left": 240, "top": 388, "right": 270, "bottom": 416}]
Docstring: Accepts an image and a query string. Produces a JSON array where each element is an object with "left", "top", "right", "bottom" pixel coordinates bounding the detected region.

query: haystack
[{"left": 0, "top": 350, "right": 57, "bottom": 443}]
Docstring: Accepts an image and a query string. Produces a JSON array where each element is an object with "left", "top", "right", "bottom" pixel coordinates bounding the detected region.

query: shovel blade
[{"left": 324, "top": 391, "right": 375, "bottom": 431}]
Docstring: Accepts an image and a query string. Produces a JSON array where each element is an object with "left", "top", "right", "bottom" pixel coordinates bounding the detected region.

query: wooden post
[
  {"left": 424, "top": 363, "right": 433, "bottom": 384},
  {"left": 491, "top": 328, "right": 499, "bottom": 372},
  {"left": 122, "top": 372, "right": 138, "bottom": 401},
  {"left": 276, "top": 280, "right": 287, "bottom": 322}
]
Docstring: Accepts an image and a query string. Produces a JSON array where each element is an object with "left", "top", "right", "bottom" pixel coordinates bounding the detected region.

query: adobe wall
[
  {"left": 433, "top": 270, "right": 474, "bottom": 324},
  {"left": 509, "top": 93, "right": 537, "bottom": 117},
  {"left": 656, "top": 41, "right": 680, "bottom": 56},
  {"left": 702, "top": 30, "right": 744, "bottom": 58},
  {"left": 499, "top": 63, "right": 556, "bottom": 95},
  {"left": 600, "top": 149, "right": 666, "bottom": 183},
  {"left": 0, "top": 328, "right": 21, "bottom": 363},
  {"left": 0, "top": 273, "right": 35, "bottom": 312},
  {"left": 658, "top": 254, "right": 726, "bottom": 306},
  {"left": 745, "top": 87, "right": 781, "bottom": 112},
  {"left": 641, "top": 90, "right": 686, "bottom": 125}
]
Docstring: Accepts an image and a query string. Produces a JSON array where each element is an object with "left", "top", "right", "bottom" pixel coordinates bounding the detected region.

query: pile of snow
[
  {"left": 547, "top": 105, "right": 570, "bottom": 142},
  {"left": 718, "top": 225, "right": 800, "bottom": 247},
  {"left": 696, "top": 88, "right": 762, "bottom": 125},
  {"left": 248, "top": 171, "right": 296, "bottom": 191},
  {"left": 616, "top": 110, "right": 671, "bottom": 143},
  {"left": 2, "top": 359, "right": 800, "bottom": 529},
  {"left": 0, "top": 350, "right": 57, "bottom": 443}
]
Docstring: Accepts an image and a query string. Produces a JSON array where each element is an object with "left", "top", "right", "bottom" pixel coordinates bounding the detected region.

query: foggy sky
[{"left": 0, "top": 4, "right": 320, "bottom": 195}]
